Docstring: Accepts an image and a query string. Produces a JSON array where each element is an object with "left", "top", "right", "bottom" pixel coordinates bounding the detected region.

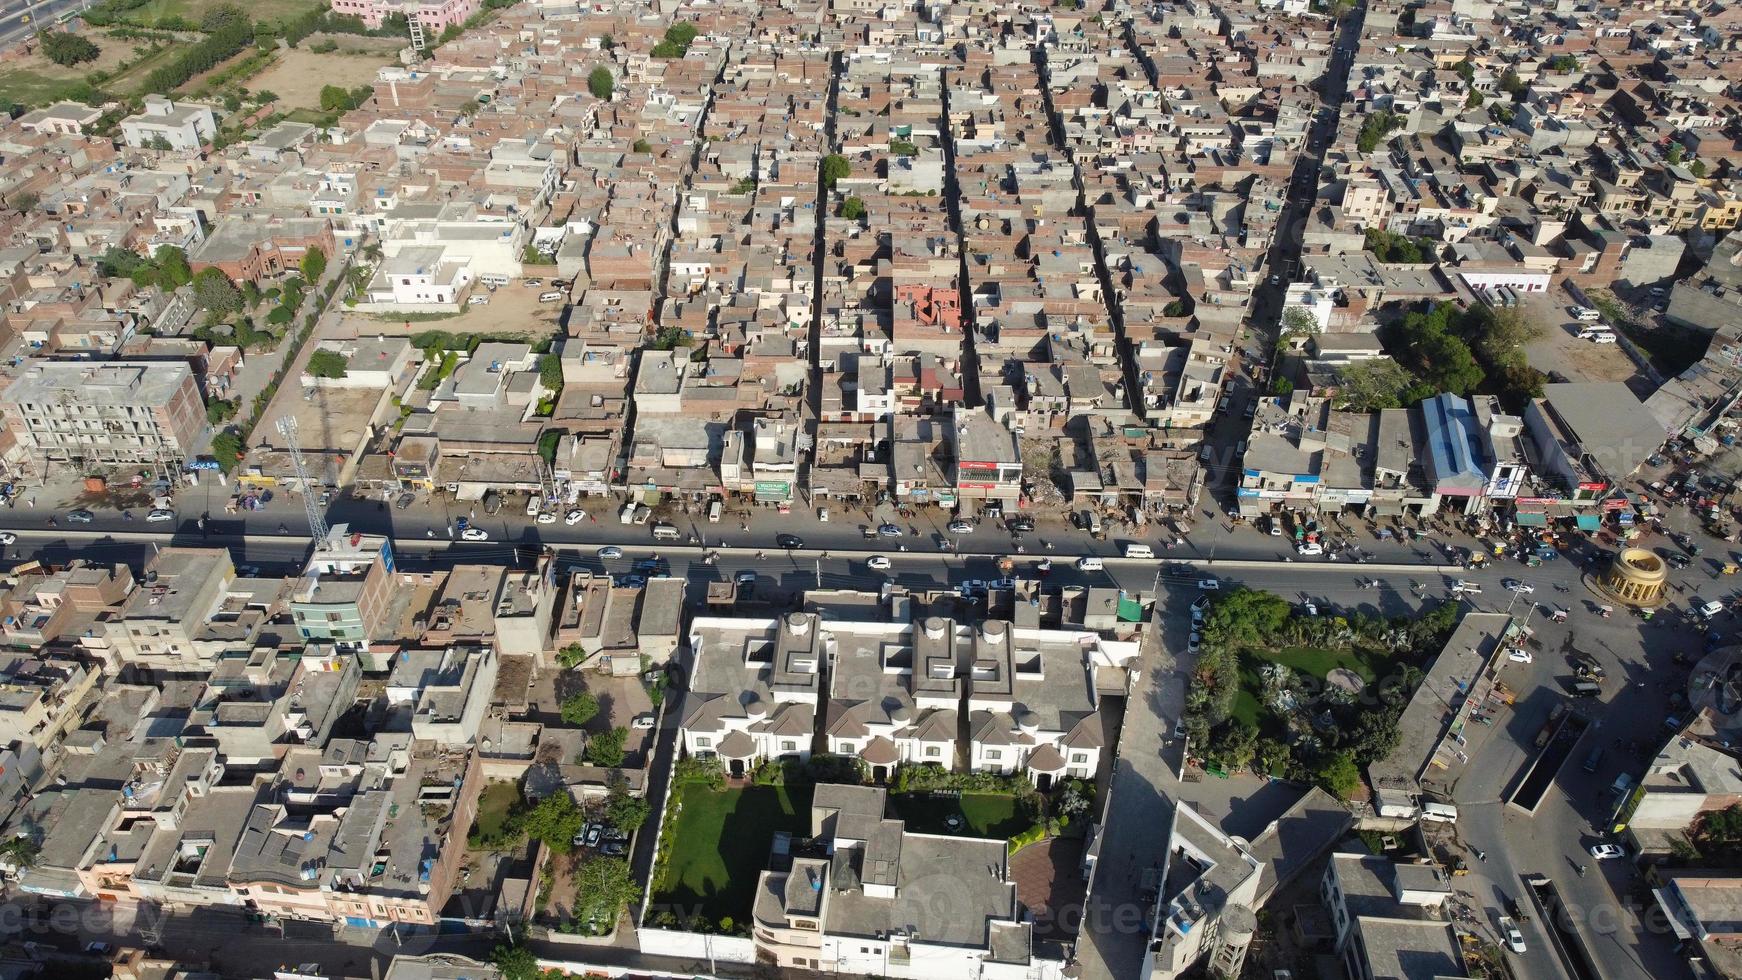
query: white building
[{"left": 120, "top": 97, "right": 217, "bottom": 152}]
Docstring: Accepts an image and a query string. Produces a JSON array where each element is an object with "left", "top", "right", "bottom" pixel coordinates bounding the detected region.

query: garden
[{"left": 1184, "top": 588, "right": 1461, "bottom": 799}]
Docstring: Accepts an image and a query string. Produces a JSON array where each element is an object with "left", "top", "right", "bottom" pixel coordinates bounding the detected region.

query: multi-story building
[
  {"left": 119, "top": 96, "right": 217, "bottom": 152},
  {"left": 289, "top": 526, "right": 396, "bottom": 651},
  {"left": 100, "top": 548, "right": 237, "bottom": 668},
  {"left": 0, "top": 361, "right": 206, "bottom": 468}
]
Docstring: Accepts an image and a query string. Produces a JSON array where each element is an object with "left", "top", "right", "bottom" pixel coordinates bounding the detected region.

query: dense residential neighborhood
[{"left": 2, "top": 0, "right": 1742, "bottom": 978}]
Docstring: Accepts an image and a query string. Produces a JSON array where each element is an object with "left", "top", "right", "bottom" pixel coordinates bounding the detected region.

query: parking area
[{"left": 1523, "top": 289, "right": 1641, "bottom": 387}]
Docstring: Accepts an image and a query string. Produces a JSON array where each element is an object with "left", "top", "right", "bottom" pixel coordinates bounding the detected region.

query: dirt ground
[
  {"left": 342, "top": 284, "right": 567, "bottom": 339},
  {"left": 250, "top": 48, "right": 394, "bottom": 110},
  {"left": 1522, "top": 288, "right": 1641, "bottom": 386}
]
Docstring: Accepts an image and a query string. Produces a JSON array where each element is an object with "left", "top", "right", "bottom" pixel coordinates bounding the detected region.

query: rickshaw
[{"left": 1725, "top": 562, "right": 1739, "bottom": 576}]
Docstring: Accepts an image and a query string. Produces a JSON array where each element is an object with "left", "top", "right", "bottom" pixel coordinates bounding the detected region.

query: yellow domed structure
[{"left": 1592, "top": 547, "right": 1669, "bottom": 607}]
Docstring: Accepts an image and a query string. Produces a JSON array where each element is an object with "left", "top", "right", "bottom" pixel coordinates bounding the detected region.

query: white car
[
  {"left": 1502, "top": 579, "right": 1534, "bottom": 594},
  {"left": 535, "top": 512, "right": 557, "bottom": 524},
  {"left": 0, "top": 532, "right": 14, "bottom": 545},
  {"left": 565, "top": 509, "right": 586, "bottom": 525},
  {"left": 1589, "top": 843, "right": 1625, "bottom": 860},
  {"left": 1297, "top": 542, "right": 1324, "bottom": 556},
  {"left": 460, "top": 527, "right": 490, "bottom": 542},
  {"left": 1700, "top": 599, "right": 1726, "bottom": 620},
  {"left": 1499, "top": 916, "right": 1526, "bottom": 954},
  {"left": 597, "top": 546, "right": 623, "bottom": 559},
  {"left": 1507, "top": 647, "right": 1533, "bottom": 663},
  {"left": 146, "top": 509, "right": 175, "bottom": 523},
  {"left": 947, "top": 520, "right": 975, "bottom": 534},
  {"left": 1186, "top": 632, "right": 1201, "bottom": 654},
  {"left": 469, "top": 295, "right": 489, "bottom": 306},
  {"left": 867, "top": 555, "right": 891, "bottom": 570},
  {"left": 631, "top": 713, "right": 656, "bottom": 730},
  {"left": 818, "top": 508, "right": 829, "bottom": 523},
  {"left": 1199, "top": 578, "right": 1221, "bottom": 591}
]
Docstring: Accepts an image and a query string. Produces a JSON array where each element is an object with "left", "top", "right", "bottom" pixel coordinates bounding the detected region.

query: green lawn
[
  {"left": 473, "top": 781, "right": 519, "bottom": 841},
  {"left": 654, "top": 784, "right": 812, "bottom": 925},
  {"left": 119, "top": 0, "right": 324, "bottom": 29},
  {"left": 890, "top": 792, "right": 1035, "bottom": 839},
  {"left": 0, "top": 70, "right": 96, "bottom": 107},
  {"left": 1233, "top": 646, "right": 1399, "bottom": 734}
]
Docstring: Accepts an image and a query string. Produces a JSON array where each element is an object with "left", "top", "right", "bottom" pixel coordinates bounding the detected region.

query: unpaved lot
[
  {"left": 250, "top": 47, "right": 392, "bottom": 111},
  {"left": 1522, "top": 289, "right": 1641, "bottom": 386},
  {"left": 344, "top": 285, "right": 567, "bottom": 340}
]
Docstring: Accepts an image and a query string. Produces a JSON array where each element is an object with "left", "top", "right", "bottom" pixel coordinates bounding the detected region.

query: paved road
[{"left": 0, "top": 0, "right": 87, "bottom": 47}]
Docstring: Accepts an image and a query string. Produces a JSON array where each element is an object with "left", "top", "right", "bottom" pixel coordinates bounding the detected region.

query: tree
[
  {"left": 821, "top": 153, "right": 850, "bottom": 189},
  {"left": 632, "top": 138, "right": 651, "bottom": 153},
  {"left": 1667, "top": 143, "right": 1686, "bottom": 166},
  {"left": 1281, "top": 306, "right": 1319, "bottom": 338},
  {"left": 651, "top": 21, "right": 697, "bottom": 58},
  {"left": 300, "top": 246, "right": 327, "bottom": 282},
  {"left": 604, "top": 781, "right": 650, "bottom": 834},
  {"left": 1472, "top": 305, "right": 1544, "bottom": 372},
  {"left": 556, "top": 643, "right": 587, "bottom": 669},
  {"left": 490, "top": 941, "right": 540, "bottom": 980},
  {"left": 98, "top": 246, "right": 148, "bottom": 280},
  {"left": 840, "top": 196, "right": 866, "bottom": 220},
  {"left": 192, "top": 268, "right": 242, "bottom": 314},
  {"left": 584, "top": 727, "right": 628, "bottom": 767},
  {"left": 588, "top": 66, "right": 614, "bottom": 100},
  {"left": 319, "top": 84, "right": 351, "bottom": 112},
  {"left": 1499, "top": 68, "right": 1525, "bottom": 95},
  {"left": 1314, "top": 750, "right": 1363, "bottom": 800},
  {"left": 1692, "top": 160, "right": 1709, "bottom": 178},
  {"left": 1270, "top": 377, "right": 1294, "bottom": 396},
  {"left": 1547, "top": 54, "right": 1579, "bottom": 73},
  {"left": 1356, "top": 110, "right": 1401, "bottom": 153},
  {"left": 1335, "top": 359, "right": 1418, "bottom": 411},
  {"left": 601, "top": 34, "right": 615, "bottom": 50},
  {"left": 306, "top": 349, "right": 349, "bottom": 379},
  {"left": 570, "top": 856, "right": 637, "bottom": 935},
  {"left": 39, "top": 31, "right": 100, "bottom": 67},
  {"left": 210, "top": 430, "right": 244, "bottom": 471},
  {"left": 1465, "top": 90, "right": 1483, "bottom": 109},
  {"left": 8, "top": 191, "right": 38, "bottom": 214},
  {"left": 154, "top": 246, "right": 192, "bottom": 288},
  {"left": 147, "top": 133, "right": 174, "bottom": 152},
  {"left": 560, "top": 690, "right": 599, "bottom": 726},
  {"left": 520, "top": 791, "right": 585, "bottom": 853},
  {"left": 206, "top": 399, "right": 237, "bottom": 425},
  {"left": 199, "top": 3, "right": 248, "bottom": 33}
]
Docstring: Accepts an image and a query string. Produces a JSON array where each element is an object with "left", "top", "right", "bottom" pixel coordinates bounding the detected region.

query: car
[
  {"left": 1268, "top": 274, "right": 1281, "bottom": 285},
  {"left": 0, "top": 533, "right": 14, "bottom": 545},
  {"left": 1268, "top": 517, "right": 1283, "bottom": 536},
  {"left": 631, "top": 713, "right": 656, "bottom": 730},
  {"left": 1008, "top": 516, "right": 1036, "bottom": 533},
  {"left": 1507, "top": 647, "right": 1533, "bottom": 663},
  {"left": 535, "top": 511, "right": 557, "bottom": 524},
  {"left": 776, "top": 533, "right": 803, "bottom": 549},
  {"left": 960, "top": 579, "right": 987, "bottom": 595},
  {"left": 1499, "top": 916, "right": 1526, "bottom": 954},
  {"left": 597, "top": 546, "right": 623, "bottom": 560},
  {"left": 1198, "top": 578, "right": 1220, "bottom": 591},
  {"left": 66, "top": 509, "right": 94, "bottom": 524},
  {"left": 1503, "top": 579, "right": 1535, "bottom": 594},
  {"left": 524, "top": 278, "right": 544, "bottom": 288},
  {"left": 83, "top": 941, "right": 113, "bottom": 956},
  {"left": 395, "top": 491, "right": 416, "bottom": 510},
  {"left": 1589, "top": 843, "right": 1625, "bottom": 860},
  {"left": 565, "top": 509, "right": 586, "bottom": 525},
  {"left": 1191, "top": 605, "right": 1205, "bottom": 625},
  {"left": 867, "top": 555, "right": 891, "bottom": 570},
  {"left": 1297, "top": 542, "right": 1324, "bottom": 556},
  {"left": 600, "top": 840, "right": 628, "bottom": 856},
  {"left": 1701, "top": 599, "right": 1727, "bottom": 620},
  {"left": 1173, "top": 720, "right": 1188, "bottom": 739},
  {"left": 1035, "top": 558, "right": 1053, "bottom": 573},
  {"left": 947, "top": 520, "right": 975, "bottom": 534},
  {"left": 146, "top": 509, "right": 175, "bottom": 523},
  {"left": 460, "top": 527, "right": 489, "bottom": 541},
  {"left": 617, "top": 574, "right": 646, "bottom": 589},
  {"left": 1667, "top": 552, "right": 1692, "bottom": 569},
  {"left": 736, "top": 570, "right": 758, "bottom": 585},
  {"left": 878, "top": 523, "right": 904, "bottom": 537},
  {"left": 632, "top": 505, "right": 651, "bottom": 525},
  {"left": 1191, "top": 595, "right": 1212, "bottom": 613},
  {"left": 1187, "top": 632, "right": 1201, "bottom": 654},
  {"left": 584, "top": 823, "right": 603, "bottom": 847}
]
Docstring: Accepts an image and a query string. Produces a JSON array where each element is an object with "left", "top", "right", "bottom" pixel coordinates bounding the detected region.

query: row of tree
[{"left": 141, "top": 5, "right": 253, "bottom": 96}]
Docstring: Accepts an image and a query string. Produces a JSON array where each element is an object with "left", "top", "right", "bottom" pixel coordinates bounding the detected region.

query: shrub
[
  {"left": 40, "top": 32, "right": 101, "bottom": 67},
  {"left": 560, "top": 690, "right": 599, "bottom": 726},
  {"left": 584, "top": 727, "right": 627, "bottom": 767},
  {"left": 305, "top": 348, "right": 348, "bottom": 378}
]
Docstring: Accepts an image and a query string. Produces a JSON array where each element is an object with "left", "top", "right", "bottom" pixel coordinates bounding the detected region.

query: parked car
[
  {"left": 1589, "top": 843, "right": 1626, "bottom": 860},
  {"left": 600, "top": 840, "right": 628, "bottom": 856},
  {"left": 1187, "top": 632, "right": 1201, "bottom": 654},
  {"left": 1198, "top": 577, "right": 1221, "bottom": 591},
  {"left": 584, "top": 823, "right": 603, "bottom": 848},
  {"left": 1507, "top": 648, "right": 1533, "bottom": 663},
  {"left": 1077, "top": 557, "right": 1104, "bottom": 571},
  {"left": 395, "top": 491, "right": 416, "bottom": 510},
  {"left": 867, "top": 555, "right": 891, "bottom": 570},
  {"left": 947, "top": 520, "right": 975, "bottom": 534},
  {"left": 1503, "top": 579, "right": 1535, "bottom": 594},
  {"left": 631, "top": 713, "right": 656, "bottom": 730},
  {"left": 146, "top": 509, "right": 175, "bottom": 523},
  {"left": 776, "top": 533, "right": 804, "bottom": 549},
  {"left": 535, "top": 512, "right": 557, "bottom": 524},
  {"left": 878, "top": 523, "right": 903, "bottom": 537},
  {"left": 565, "top": 509, "right": 586, "bottom": 525},
  {"left": 460, "top": 527, "right": 489, "bottom": 541},
  {"left": 1297, "top": 542, "right": 1324, "bottom": 556},
  {"left": 66, "top": 509, "right": 94, "bottom": 524},
  {"left": 735, "top": 571, "right": 758, "bottom": 586},
  {"left": 1499, "top": 916, "right": 1526, "bottom": 954},
  {"left": 597, "top": 546, "right": 623, "bottom": 560},
  {"left": 1008, "top": 516, "right": 1036, "bottom": 533}
]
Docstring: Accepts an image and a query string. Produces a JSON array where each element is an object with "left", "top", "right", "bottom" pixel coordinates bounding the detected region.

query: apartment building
[{"left": 0, "top": 361, "right": 205, "bottom": 467}]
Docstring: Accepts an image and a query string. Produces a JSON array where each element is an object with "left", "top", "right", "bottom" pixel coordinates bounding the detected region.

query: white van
[
  {"left": 651, "top": 523, "right": 681, "bottom": 541},
  {"left": 1076, "top": 557, "right": 1105, "bottom": 571},
  {"left": 479, "top": 273, "right": 510, "bottom": 288},
  {"left": 1124, "top": 543, "right": 1155, "bottom": 559},
  {"left": 1571, "top": 305, "right": 1601, "bottom": 322},
  {"left": 538, "top": 291, "right": 565, "bottom": 303},
  {"left": 1578, "top": 326, "right": 1616, "bottom": 343},
  {"left": 526, "top": 495, "right": 541, "bottom": 518},
  {"left": 1420, "top": 802, "right": 1459, "bottom": 824},
  {"left": 707, "top": 499, "right": 722, "bottom": 523}
]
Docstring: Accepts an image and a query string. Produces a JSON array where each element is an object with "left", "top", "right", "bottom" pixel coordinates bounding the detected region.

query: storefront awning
[
  {"left": 1575, "top": 514, "right": 1601, "bottom": 530},
  {"left": 1514, "top": 512, "right": 1548, "bottom": 527}
]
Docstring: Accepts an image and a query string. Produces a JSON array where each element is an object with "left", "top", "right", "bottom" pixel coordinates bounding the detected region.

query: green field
[
  {"left": 0, "top": 31, "right": 183, "bottom": 109},
  {"left": 472, "top": 781, "right": 520, "bottom": 842},
  {"left": 653, "top": 784, "right": 812, "bottom": 925},
  {"left": 890, "top": 792, "right": 1035, "bottom": 839},
  {"left": 117, "top": 0, "right": 324, "bottom": 29},
  {"left": 1233, "top": 646, "right": 1399, "bottom": 732}
]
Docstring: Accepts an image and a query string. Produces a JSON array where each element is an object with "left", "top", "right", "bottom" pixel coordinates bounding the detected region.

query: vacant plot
[
  {"left": 472, "top": 780, "right": 520, "bottom": 842},
  {"left": 890, "top": 791, "right": 1036, "bottom": 839},
  {"left": 118, "top": 0, "right": 323, "bottom": 30},
  {"left": 250, "top": 46, "right": 390, "bottom": 111},
  {"left": 654, "top": 783, "right": 811, "bottom": 926},
  {"left": 0, "top": 29, "right": 181, "bottom": 106}
]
